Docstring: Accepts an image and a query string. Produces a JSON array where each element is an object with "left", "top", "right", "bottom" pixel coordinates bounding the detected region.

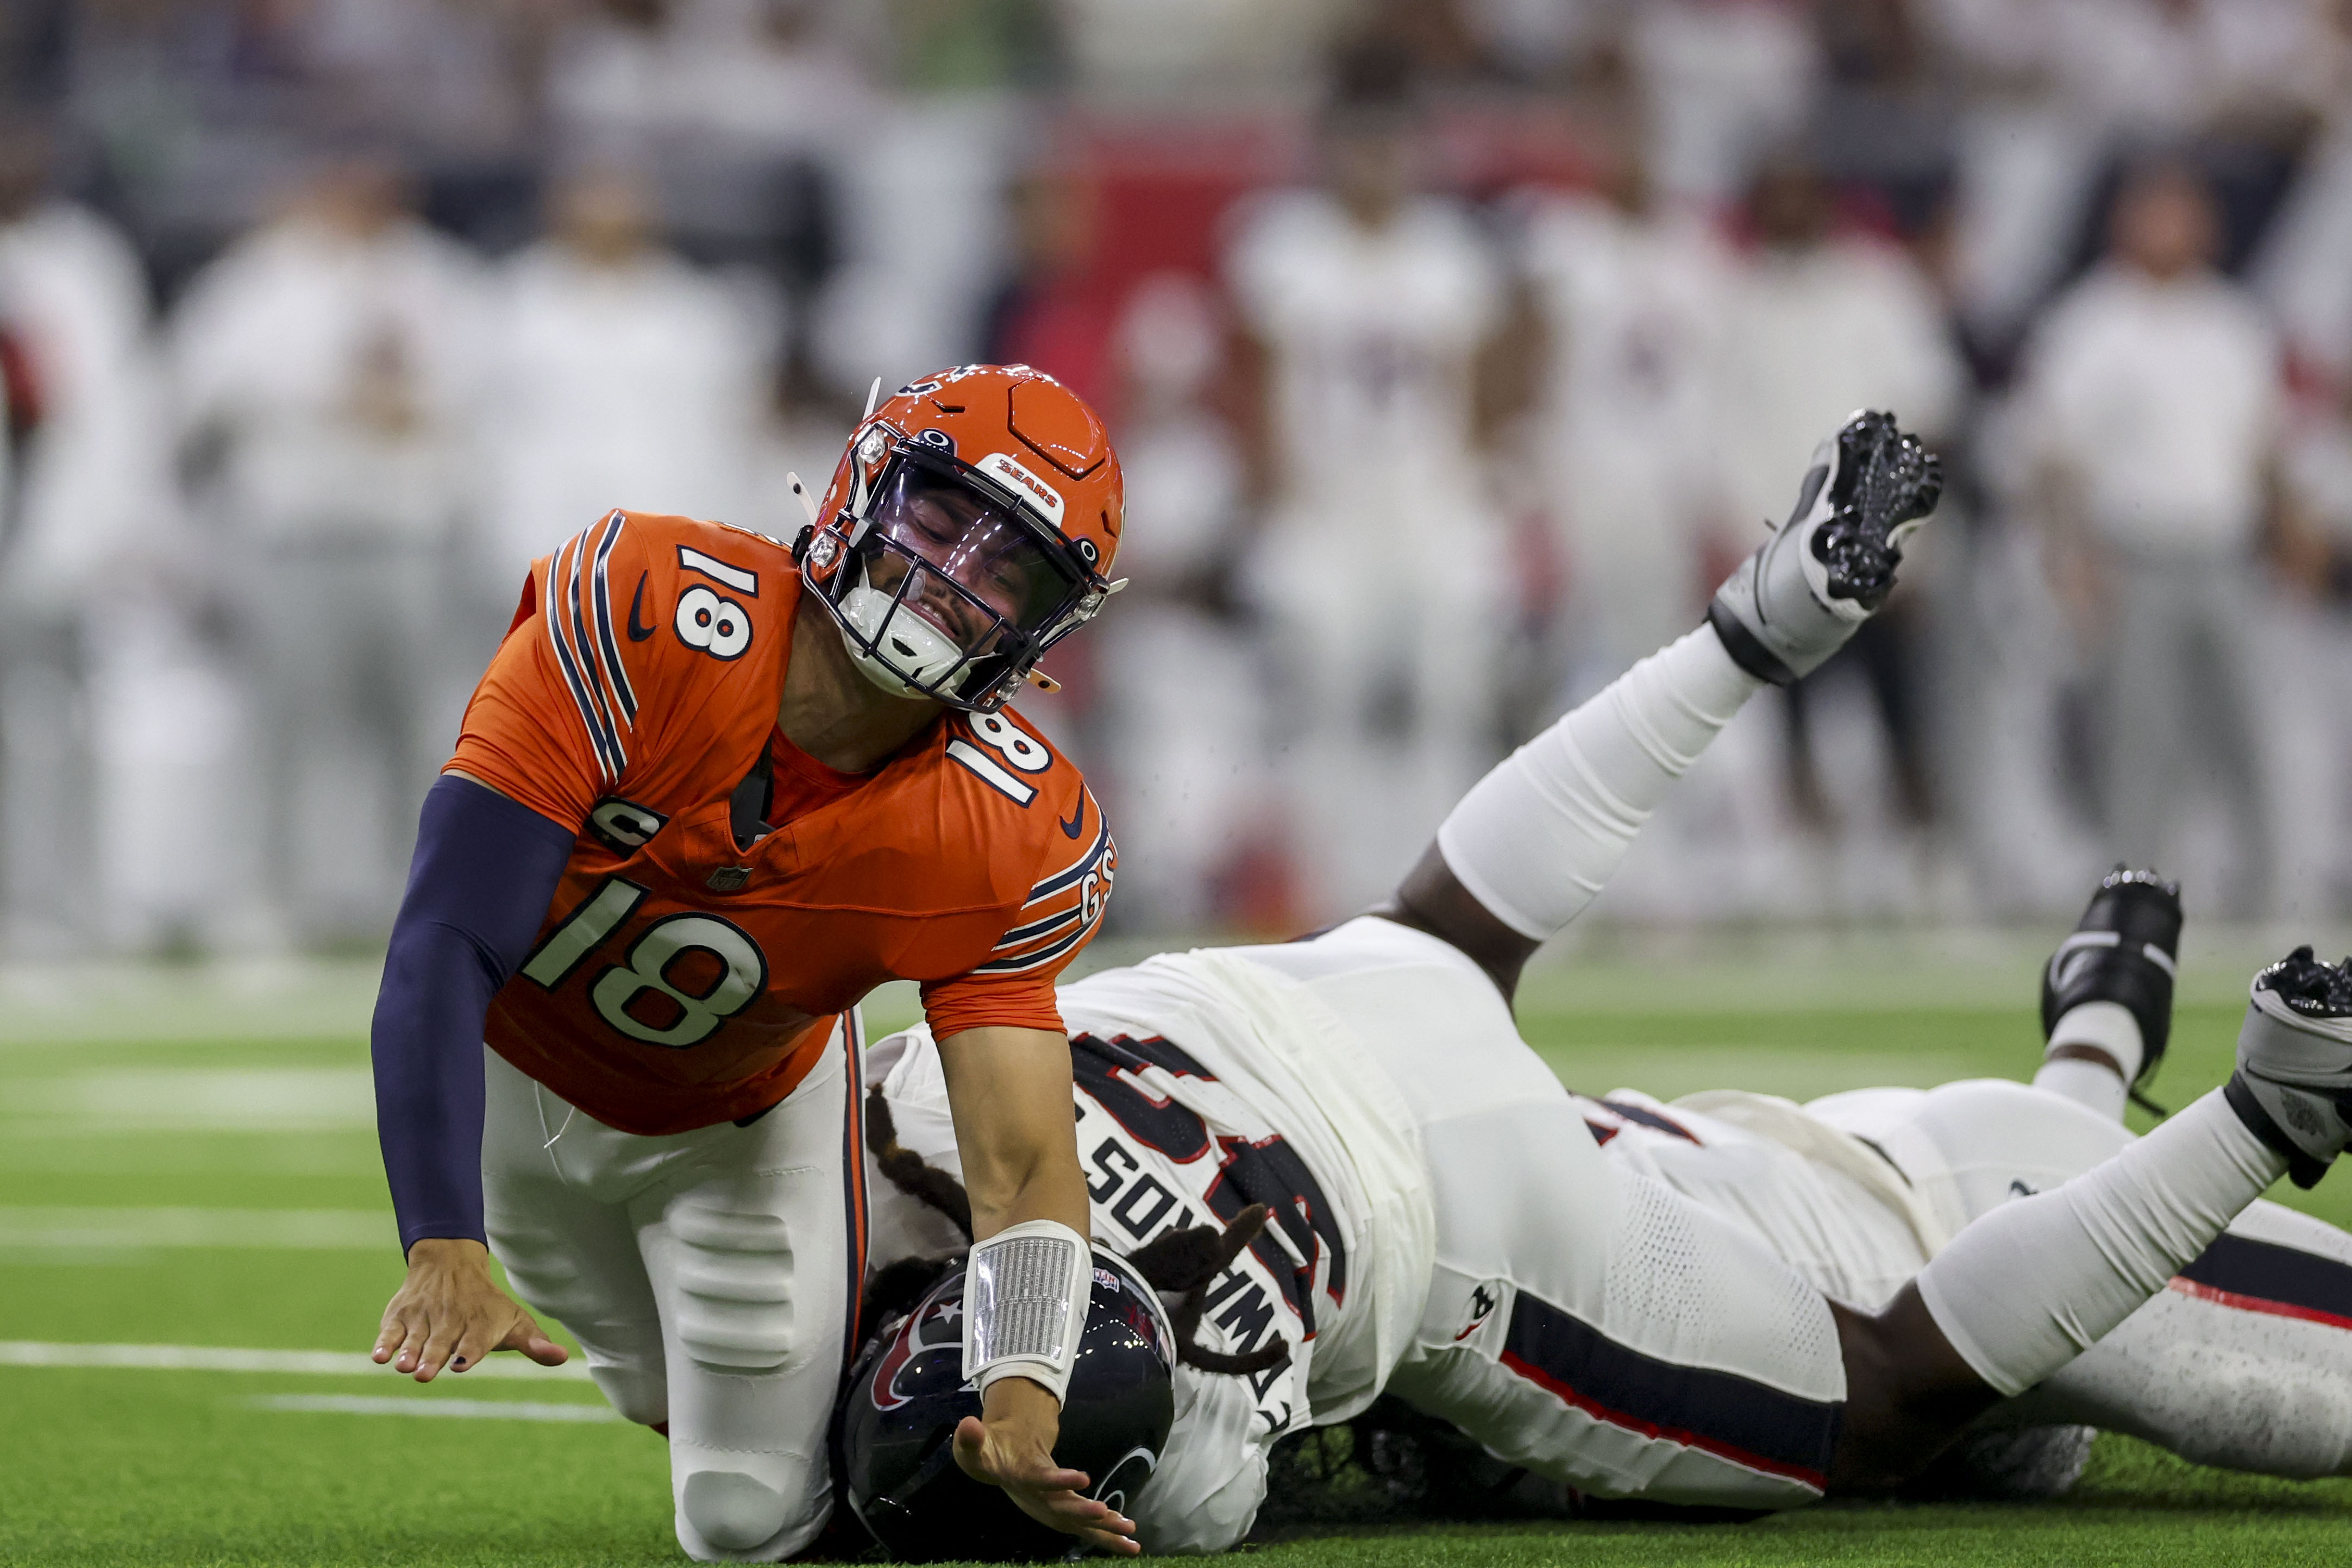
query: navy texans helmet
[{"left": 834, "top": 1248, "right": 1176, "bottom": 1561}]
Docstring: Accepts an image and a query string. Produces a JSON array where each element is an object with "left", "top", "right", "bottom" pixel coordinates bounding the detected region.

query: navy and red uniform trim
[
  {"left": 2169, "top": 1231, "right": 2352, "bottom": 1333},
  {"left": 1579, "top": 1095, "right": 1703, "bottom": 1150},
  {"left": 1498, "top": 1289, "right": 1841, "bottom": 1493},
  {"left": 839, "top": 1007, "right": 870, "bottom": 1381}
]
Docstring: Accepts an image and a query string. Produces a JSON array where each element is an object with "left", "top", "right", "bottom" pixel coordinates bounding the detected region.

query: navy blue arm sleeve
[{"left": 373, "top": 775, "right": 576, "bottom": 1255}]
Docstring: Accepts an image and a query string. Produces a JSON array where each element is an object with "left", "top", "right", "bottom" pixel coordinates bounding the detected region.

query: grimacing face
[{"left": 864, "top": 463, "right": 1067, "bottom": 651}]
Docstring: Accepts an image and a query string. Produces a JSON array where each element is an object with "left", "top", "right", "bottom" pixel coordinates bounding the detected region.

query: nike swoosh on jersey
[
  {"left": 626, "top": 574, "right": 656, "bottom": 641},
  {"left": 1058, "top": 793, "right": 1086, "bottom": 839}
]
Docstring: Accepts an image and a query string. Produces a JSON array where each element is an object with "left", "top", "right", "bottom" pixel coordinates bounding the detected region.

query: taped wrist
[{"left": 963, "top": 1219, "right": 1094, "bottom": 1403}]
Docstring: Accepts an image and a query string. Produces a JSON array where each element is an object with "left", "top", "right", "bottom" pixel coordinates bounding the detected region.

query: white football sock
[
  {"left": 2032, "top": 1000, "right": 2144, "bottom": 1120},
  {"left": 1435, "top": 625, "right": 1761, "bottom": 940},
  {"left": 2048, "top": 1000, "right": 2146, "bottom": 1084},
  {"left": 2031, "top": 1058, "right": 2128, "bottom": 1120},
  {"left": 1914, "top": 1089, "right": 2288, "bottom": 1396}
]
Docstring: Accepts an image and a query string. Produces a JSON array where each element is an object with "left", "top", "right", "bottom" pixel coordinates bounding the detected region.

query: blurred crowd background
[{"left": 5, "top": 0, "right": 2352, "bottom": 958}]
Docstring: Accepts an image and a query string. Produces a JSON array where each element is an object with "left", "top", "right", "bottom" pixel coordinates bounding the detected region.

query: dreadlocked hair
[
  {"left": 861, "top": 1086, "right": 1293, "bottom": 1380},
  {"left": 865, "top": 1086, "right": 972, "bottom": 1240},
  {"left": 1133, "top": 1202, "right": 1293, "bottom": 1377}
]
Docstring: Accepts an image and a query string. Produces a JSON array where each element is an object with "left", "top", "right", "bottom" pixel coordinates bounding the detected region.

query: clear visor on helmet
[
  {"left": 861, "top": 454, "right": 1077, "bottom": 641},
  {"left": 829, "top": 450, "right": 1087, "bottom": 707}
]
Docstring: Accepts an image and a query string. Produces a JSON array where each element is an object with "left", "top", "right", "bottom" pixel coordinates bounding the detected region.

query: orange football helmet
[{"left": 795, "top": 364, "right": 1125, "bottom": 712}]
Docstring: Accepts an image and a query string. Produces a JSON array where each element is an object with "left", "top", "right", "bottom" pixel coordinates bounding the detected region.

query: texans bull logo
[{"left": 868, "top": 1279, "right": 969, "bottom": 1413}]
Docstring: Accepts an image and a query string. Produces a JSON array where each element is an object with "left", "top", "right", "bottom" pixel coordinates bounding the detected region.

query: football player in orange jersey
[{"left": 366, "top": 365, "right": 1139, "bottom": 1559}]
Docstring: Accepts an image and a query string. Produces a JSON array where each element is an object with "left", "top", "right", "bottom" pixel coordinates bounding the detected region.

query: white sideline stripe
[
  {"left": 0, "top": 1207, "right": 392, "bottom": 1250},
  {"left": 0, "top": 1341, "right": 595, "bottom": 1381},
  {"left": 249, "top": 1395, "right": 620, "bottom": 1423}
]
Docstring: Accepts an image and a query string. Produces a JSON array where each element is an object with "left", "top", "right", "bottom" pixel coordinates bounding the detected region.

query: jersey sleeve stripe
[
  {"left": 984, "top": 823, "right": 1114, "bottom": 973},
  {"left": 973, "top": 902, "right": 1104, "bottom": 975},
  {"left": 1024, "top": 804, "right": 1112, "bottom": 906},
  {"left": 562, "top": 528, "right": 630, "bottom": 770},
  {"left": 543, "top": 536, "right": 625, "bottom": 782},
  {"left": 588, "top": 512, "right": 639, "bottom": 723},
  {"left": 993, "top": 905, "right": 1080, "bottom": 950}
]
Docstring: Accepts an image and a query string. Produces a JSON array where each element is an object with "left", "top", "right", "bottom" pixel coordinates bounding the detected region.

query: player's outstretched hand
[
  {"left": 952, "top": 1377, "right": 1140, "bottom": 1556},
  {"left": 373, "top": 1238, "right": 569, "bottom": 1383}
]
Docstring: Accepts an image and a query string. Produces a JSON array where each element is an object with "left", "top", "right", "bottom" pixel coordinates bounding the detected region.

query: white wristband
[{"left": 962, "top": 1218, "right": 1093, "bottom": 1404}]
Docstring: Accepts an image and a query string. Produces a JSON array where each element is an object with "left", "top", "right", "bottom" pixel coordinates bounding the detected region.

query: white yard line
[
  {"left": 0, "top": 1207, "right": 391, "bottom": 1250},
  {"left": 0, "top": 1068, "right": 376, "bottom": 1131},
  {"left": 0, "top": 1341, "right": 594, "bottom": 1381},
  {"left": 247, "top": 1394, "right": 619, "bottom": 1423}
]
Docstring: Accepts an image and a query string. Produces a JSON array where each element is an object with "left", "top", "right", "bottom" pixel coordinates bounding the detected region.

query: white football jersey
[
  {"left": 1226, "top": 190, "right": 1502, "bottom": 533},
  {"left": 1518, "top": 192, "right": 1727, "bottom": 493},
  {"left": 1516, "top": 192, "right": 1732, "bottom": 661},
  {"left": 865, "top": 948, "right": 1432, "bottom": 1554}
]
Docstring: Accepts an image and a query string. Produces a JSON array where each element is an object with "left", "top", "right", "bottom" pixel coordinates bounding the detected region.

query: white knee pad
[
  {"left": 680, "top": 1469, "right": 795, "bottom": 1557},
  {"left": 669, "top": 1203, "right": 795, "bottom": 1373}
]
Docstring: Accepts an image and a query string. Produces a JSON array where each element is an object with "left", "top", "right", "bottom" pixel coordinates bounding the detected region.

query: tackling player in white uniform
[{"left": 836, "top": 415, "right": 2352, "bottom": 1554}]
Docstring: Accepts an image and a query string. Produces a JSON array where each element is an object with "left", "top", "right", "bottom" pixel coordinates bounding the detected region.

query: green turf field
[{"left": 5, "top": 941, "right": 2351, "bottom": 1566}]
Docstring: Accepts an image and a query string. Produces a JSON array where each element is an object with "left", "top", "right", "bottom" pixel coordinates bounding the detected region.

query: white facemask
[{"left": 837, "top": 585, "right": 967, "bottom": 699}]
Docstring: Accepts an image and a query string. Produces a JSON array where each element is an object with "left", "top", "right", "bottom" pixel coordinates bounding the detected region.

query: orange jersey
[{"left": 448, "top": 510, "right": 1115, "bottom": 1136}]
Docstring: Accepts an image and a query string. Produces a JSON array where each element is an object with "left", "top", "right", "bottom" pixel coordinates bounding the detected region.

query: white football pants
[
  {"left": 480, "top": 1019, "right": 866, "bottom": 1561},
  {"left": 1597, "top": 1075, "right": 2352, "bottom": 1487},
  {"left": 1247, "top": 918, "right": 2352, "bottom": 1505},
  {"left": 1241, "top": 918, "right": 1848, "bottom": 1510}
]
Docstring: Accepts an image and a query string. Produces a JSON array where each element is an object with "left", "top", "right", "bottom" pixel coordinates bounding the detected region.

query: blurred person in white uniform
[
  {"left": 2018, "top": 160, "right": 2287, "bottom": 917},
  {"left": 2270, "top": 386, "right": 2352, "bottom": 914},
  {"left": 1226, "top": 64, "right": 1513, "bottom": 922},
  {"left": 1717, "top": 155, "right": 1965, "bottom": 836},
  {"left": 1092, "top": 273, "right": 1269, "bottom": 933},
  {"left": 1516, "top": 125, "right": 1730, "bottom": 698},
  {"left": 0, "top": 119, "right": 186, "bottom": 953},
  {"left": 479, "top": 162, "right": 776, "bottom": 581},
  {"left": 1937, "top": 0, "right": 2326, "bottom": 356},
  {"left": 172, "top": 158, "right": 487, "bottom": 942},
  {"left": 1628, "top": 0, "right": 1821, "bottom": 208}
]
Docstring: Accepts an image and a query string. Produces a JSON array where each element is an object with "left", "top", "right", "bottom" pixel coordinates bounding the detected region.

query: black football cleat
[
  {"left": 1708, "top": 409, "right": 1943, "bottom": 686},
  {"left": 2227, "top": 948, "right": 2352, "bottom": 1189},
  {"left": 2040, "top": 867, "right": 2182, "bottom": 1113}
]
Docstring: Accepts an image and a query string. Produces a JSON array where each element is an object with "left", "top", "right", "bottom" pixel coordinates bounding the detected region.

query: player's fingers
[
  {"left": 1016, "top": 1487, "right": 1132, "bottom": 1548},
  {"left": 412, "top": 1311, "right": 468, "bottom": 1383},
  {"left": 445, "top": 1318, "right": 502, "bottom": 1376},
  {"left": 372, "top": 1303, "right": 410, "bottom": 1364},
  {"left": 1040, "top": 1490, "right": 1120, "bottom": 1527},
  {"left": 1077, "top": 1523, "right": 1141, "bottom": 1556},
  {"left": 1014, "top": 1463, "right": 1091, "bottom": 1494},
  {"left": 498, "top": 1313, "right": 570, "bottom": 1366},
  {"left": 385, "top": 1310, "right": 431, "bottom": 1375}
]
